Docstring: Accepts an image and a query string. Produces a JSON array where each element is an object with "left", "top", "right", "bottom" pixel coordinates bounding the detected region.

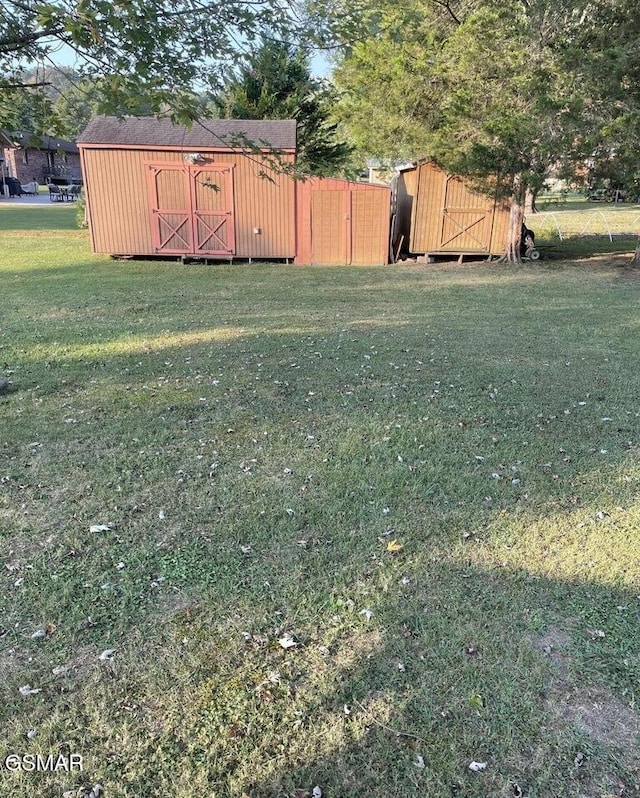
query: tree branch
[{"left": 430, "top": 0, "right": 461, "bottom": 25}]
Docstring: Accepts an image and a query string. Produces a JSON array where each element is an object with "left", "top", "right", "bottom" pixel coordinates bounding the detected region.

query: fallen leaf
[
  {"left": 89, "top": 524, "right": 112, "bottom": 533},
  {"left": 278, "top": 633, "right": 298, "bottom": 649},
  {"left": 414, "top": 754, "right": 426, "bottom": 769},
  {"left": 468, "top": 761, "right": 487, "bottom": 772},
  {"left": 469, "top": 693, "right": 484, "bottom": 711},
  {"left": 359, "top": 608, "right": 374, "bottom": 621},
  {"left": 19, "top": 685, "right": 41, "bottom": 696},
  {"left": 240, "top": 545, "right": 252, "bottom": 554},
  {"left": 99, "top": 649, "right": 116, "bottom": 661},
  {"left": 386, "top": 539, "right": 404, "bottom": 553},
  {"left": 52, "top": 665, "right": 68, "bottom": 677}
]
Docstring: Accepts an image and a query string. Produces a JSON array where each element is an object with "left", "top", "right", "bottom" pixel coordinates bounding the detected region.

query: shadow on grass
[{"left": 1, "top": 263, "right": 640, "bottom": 796}]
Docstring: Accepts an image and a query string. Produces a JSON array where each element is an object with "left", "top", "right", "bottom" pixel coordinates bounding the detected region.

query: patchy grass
[{"left": 1, "top": 208, "right": 640, "bottom": 797}]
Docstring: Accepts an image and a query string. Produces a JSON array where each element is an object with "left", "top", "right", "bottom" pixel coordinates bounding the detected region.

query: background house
[{"left": 1, "top": 131, "right": 81, "bottom": 185}]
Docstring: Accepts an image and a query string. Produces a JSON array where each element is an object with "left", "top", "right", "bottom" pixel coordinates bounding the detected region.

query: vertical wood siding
[
  {"left": 80, "top": 147, "right": 295, "bottom": 257},
  {"left": 408, "top": 162, "right": 510, "bottom": 256},
  {"left": 351, "top": 190, "right": 390, "bottom": 265},
  {"left": 296, "top": 178, "right": 390, "bottom": 265}
]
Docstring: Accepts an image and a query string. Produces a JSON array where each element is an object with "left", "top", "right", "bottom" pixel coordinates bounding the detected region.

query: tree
[
  {"left": 2, "top": 66, "right": 102, "bottom": 138},
  {"left": 567, "top": 0, "right": 640, "bottom": 264},
  {"left": 214, "top": 38, "right": 353, "bottom": 176},
  {"left": 0, "top": 0, "right": 299, "bottom": 130},
  {"left": 312, "top": 0, "right": 601, "bottom": 261}
]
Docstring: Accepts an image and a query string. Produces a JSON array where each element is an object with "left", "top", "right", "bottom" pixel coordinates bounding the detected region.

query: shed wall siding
[
  {"left": 408, "top": 163, "right": 510, "bottom": 256},
  {"left": 295, "top": 178, "right": 390, "bottom": 265},
  {"left": 394, "top": 170, "right": 417, "bottom": 251},
  {"left": 81, "top": 147, "right": 295, "bottom": 257},
  {"left": 351, "top": 190, "right": 390, "bottom": 265}
]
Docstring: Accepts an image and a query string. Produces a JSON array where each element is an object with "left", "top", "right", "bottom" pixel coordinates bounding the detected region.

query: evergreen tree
[
  {"left": 312, "top": 0, "right": 627, "bottom": 261},
  {"left": 215, "top": 39, "right": 353, "bottom": 176}
]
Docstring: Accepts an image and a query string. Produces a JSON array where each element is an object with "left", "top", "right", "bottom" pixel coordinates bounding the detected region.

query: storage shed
[
  {"left": 295, "top": 177, "right": 391, "bottom": 265},
  {"left": 78, "top": 116, "right": 392, "bottom": 266},
  {"left": 395, "top": 161, "right": 510, "bottom": 259},
  {"left": 78, "top": 117, "right": 297, "bottom": 260}
]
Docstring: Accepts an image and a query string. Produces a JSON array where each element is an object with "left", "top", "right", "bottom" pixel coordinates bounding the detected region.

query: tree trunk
[
  {"left": 524, "top": 187, "right": 538, "bottom": 215},
  {"left": 501, "top": 175, "right": 526, "bottom": 263}
]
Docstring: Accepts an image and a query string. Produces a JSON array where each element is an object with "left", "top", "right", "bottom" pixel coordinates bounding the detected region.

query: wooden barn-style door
[
  {"left": 439, "top": 175, "right": 493, "bottom": 252},
  {"left": 146, "top": 164, "right": 235, "bottom": 256}
]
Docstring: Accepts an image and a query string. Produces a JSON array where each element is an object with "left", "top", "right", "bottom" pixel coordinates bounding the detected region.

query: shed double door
[
  {"left": 310, "top": 189, "right": 388, "bottom": 265},
  {"left": 147, "top": 164, "right": 235, "bottom": 256}
]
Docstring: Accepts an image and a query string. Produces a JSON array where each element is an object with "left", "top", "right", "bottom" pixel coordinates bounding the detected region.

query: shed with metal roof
[{"left": 78, "top": 116, "right": 298, "bottom": 260}]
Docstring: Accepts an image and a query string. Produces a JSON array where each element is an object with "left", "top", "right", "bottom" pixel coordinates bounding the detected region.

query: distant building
[
  {"left": 365, "top": 159, "right": 414, "bottom": 185},
  {"left": 1, "top": 131, "right": 81, "bottom": 185}
]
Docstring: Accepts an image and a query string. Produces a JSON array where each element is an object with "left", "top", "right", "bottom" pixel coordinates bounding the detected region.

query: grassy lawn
[
  {"left": 530, "top": 198, "right": 640, "bottom": 259},
  {"left": 2, "top": 205, "right": 640, "bottom": 797}
]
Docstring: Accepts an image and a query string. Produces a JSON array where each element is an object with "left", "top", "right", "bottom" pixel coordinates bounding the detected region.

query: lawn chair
[
  {"left": 48, "top": 185, "right": 63, "bottom": 202},
  {"left": 68, "top": 185, "right": 81, "bottom": 201}
]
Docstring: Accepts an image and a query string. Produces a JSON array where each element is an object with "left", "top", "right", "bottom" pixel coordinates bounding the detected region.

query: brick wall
[{"left": 2, "top": 146, "right": 81, "bottom": 184}]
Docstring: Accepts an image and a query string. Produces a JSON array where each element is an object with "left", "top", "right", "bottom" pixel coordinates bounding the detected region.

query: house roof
[
  {"left": 77, "top": 116, "right": 297, "bottom": 151},
  {"left": 1, "top": 131, "right": 78, "bottom": 153}
]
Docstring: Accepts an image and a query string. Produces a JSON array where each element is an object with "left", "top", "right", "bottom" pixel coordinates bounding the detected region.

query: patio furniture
[
  {"left": 48, "top": 185, "right": 63, "bottom": 202},
  {"left": 20, "top": 181, "right": 39, "bottom": 195}
]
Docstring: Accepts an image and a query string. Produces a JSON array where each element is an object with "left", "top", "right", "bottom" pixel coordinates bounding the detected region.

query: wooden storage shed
[
  {"left": 395, "top": 161, "right": 510, "bottom": 259},
  {"left": 79, "top": 116, "right": 392, "bottom": 266},
  {"left": 78, "top": 117, "right": 297, "bottom": 260},
  {"left": 295, "top": 178, "right": 391, "bottom": 265}
]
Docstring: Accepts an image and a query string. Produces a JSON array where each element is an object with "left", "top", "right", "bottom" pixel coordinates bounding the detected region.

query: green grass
[
  {"left": 2, "top": 205, "right": 640, "bottom": 797},
  {"left": 529, "top": 200, "right": 640, "bottom": 259}
]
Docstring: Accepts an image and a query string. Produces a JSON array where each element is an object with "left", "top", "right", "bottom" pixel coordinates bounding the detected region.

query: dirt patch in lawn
[{"left": 532, "top": 625, "right": 640, "bottom": 765}]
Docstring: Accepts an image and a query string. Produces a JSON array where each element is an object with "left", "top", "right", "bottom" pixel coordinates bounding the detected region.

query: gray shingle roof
[
  {"left": 1, "top": 130, "right": 78, "bottom": 153},
  {"left": 78, "top": 116, "right": 297, "bottom": 150}
]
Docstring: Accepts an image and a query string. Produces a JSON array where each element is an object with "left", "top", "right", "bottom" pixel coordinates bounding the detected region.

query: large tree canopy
[
  {"left": 310, "top": 0, "right": 640, "bottom": 261},
  {"left": 0, "top": 0, "right": 300, "bottom": 128},
  {"left": 214, "top": 39, "right": 353, "bottom": 176}
]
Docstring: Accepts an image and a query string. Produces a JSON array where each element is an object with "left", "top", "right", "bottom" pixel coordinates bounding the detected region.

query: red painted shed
[
  {"left": 78, "top": 117, "right": 392, "bottom": 265},
  {"left": 78, "top": 117, "right": 297, "bottom": 260}
]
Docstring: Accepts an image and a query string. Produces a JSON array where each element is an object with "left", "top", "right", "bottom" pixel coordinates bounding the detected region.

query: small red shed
[{"left": 394, "top": 161, "right": 510, "bottom": 259}]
